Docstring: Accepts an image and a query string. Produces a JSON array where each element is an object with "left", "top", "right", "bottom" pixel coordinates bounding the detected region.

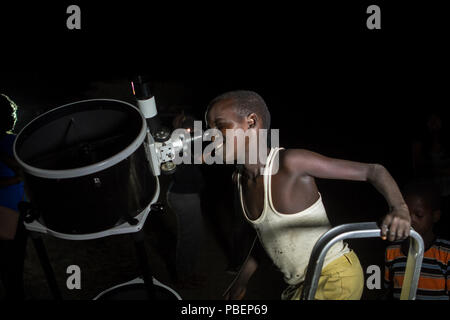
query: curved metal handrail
[{"left": 300, "top": 222, "right": 424, "bottom": 300}]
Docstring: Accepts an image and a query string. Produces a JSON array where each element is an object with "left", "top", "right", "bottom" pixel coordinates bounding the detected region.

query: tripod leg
[
  {"left": 30, "top": 232, "right": 62, "bottom": 300},
  {"left": 132, "top": 229, "right": 156, "bottom": 299}
]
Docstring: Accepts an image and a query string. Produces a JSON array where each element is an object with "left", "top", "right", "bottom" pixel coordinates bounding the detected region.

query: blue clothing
[{"left": 0, "top": 134, "right": 24, "bottom": 211}]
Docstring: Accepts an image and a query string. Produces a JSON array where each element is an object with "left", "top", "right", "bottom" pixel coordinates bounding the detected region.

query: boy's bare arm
[
  {"left": 223, "top": 255, "right": 258, "bottom": 300},
  {"left": 223, "top": 234, "right": 260, "bottom": 300},
  {"left": 283, "top": 149, "right": 411, "bottom": 242}
]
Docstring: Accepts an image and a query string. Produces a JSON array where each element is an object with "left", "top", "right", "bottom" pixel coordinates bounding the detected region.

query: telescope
[
  {"left": 11, "top": 76, "right": 196, "bottom": 299},
  {"left": 131, "top": 75, "right": 201, "bottom": 175}
]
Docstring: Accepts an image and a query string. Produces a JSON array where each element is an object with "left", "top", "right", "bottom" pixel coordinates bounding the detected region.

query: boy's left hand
[{"left": 380, "top": 205, "right": 411, "bottom": 242}]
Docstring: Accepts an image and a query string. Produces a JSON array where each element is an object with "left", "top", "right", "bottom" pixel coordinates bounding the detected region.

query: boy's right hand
[
  {"left": 224, "top": 253, "right": 258, "bottom": 300},
  {"left": 224, "top": 282, "right": 247, "bottom": 300},
  {"left": 232, "top": 170, "right": 238, "bottom": 184}
]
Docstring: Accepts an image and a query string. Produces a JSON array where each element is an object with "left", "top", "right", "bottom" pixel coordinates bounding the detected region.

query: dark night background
[{"left": 0, "top": 1, "right": 449, "bottom": 301}]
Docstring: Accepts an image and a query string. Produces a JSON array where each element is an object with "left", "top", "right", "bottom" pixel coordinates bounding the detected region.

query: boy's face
[
  {"left": 405, "top": 194, "right": 439, "bottom": 237},
  {"left": 206, "top": 99, "right": 258, "bottom": 164}
]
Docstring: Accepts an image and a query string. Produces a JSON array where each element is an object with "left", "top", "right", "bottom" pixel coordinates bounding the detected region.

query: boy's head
[
  {"left": 205, "top": 90, "right": 271, "bottom": 163},
  {"left": 206, "top": 90, "right": 270, "bottom": 130},
  {"left": 426, "top": 112, "right": 442, "bottom": 134},
  {"left": 402, "top": 180, "right": 441, "bottom": 237},
  {"left": 172, "top": 111, "right": 196, "bottom": 131},
  {"left": 0, "top": 94, "right": 18, "bottom": 134}
]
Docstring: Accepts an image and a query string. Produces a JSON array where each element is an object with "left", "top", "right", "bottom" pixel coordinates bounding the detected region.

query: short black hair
[
  {"left": 0, "top": 94, "right": 17, "bottom": 133},
  {"left": 402, "top": 179, "right": 441, "bottom": 212},
  {"left": 206, "top": 90, "right": 271, "bottom": 129},
  {"left": 180, "top": 114, "right": 196, "bottom": 130}
]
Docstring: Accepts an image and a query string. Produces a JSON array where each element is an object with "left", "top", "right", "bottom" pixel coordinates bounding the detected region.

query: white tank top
[{"left": 238, "top": 147, "right": 349, "bottom": 285}]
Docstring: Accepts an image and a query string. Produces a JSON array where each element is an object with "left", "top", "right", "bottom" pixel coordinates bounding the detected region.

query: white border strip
[{"left": 13, "top": 99, "right": 147, "bottom": 179}]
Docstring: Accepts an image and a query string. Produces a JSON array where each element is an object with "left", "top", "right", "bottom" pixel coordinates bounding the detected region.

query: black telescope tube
[{"left": 131, "top": 75, "right": 165, "bottom": 139}]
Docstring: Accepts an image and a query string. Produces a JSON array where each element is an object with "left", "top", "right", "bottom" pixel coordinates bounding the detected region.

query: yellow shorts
[{"left": 281, "top": 250, "right": 364, "bottom": 300}]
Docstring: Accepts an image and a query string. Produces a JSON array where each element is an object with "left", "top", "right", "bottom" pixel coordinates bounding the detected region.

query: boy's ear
[
  {"left": 432, "top": 209, "right": 441, "bottom": 223},
  {"left": 247, "top": 113, "right": 258, "bottom": 128}
]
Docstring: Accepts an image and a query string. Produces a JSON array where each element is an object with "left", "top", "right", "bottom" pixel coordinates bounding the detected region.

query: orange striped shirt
[{"left": 384, "top": 238, "right": 449, "bottom": 300}]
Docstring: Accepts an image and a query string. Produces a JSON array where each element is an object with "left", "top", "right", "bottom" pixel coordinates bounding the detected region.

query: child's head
[
  {"left": 426, "top": 112, "right": 443, "bottom": 134},
  {"left": 402, "top": 180, "right": 441, "bottom": 237},
  {"left": 205, "top": 90, "right": 271, "bottom": 163},
  {"left": 172, "top": 111, "right": 196, "bottom": 131},
  {"left": 0, "top": 94, "right": 18, "bottom": 134},
  {"left": 206, "top": 90, "right": 270, "bottom": 129}
]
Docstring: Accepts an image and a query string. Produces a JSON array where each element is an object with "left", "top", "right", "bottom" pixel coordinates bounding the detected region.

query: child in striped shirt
[{"left": 384, "top": 180, "right": 449, "bottom": 300}]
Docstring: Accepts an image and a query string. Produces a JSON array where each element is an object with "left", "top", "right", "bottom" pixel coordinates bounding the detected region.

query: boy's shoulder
[
  {"left": 433, "top": 238, "right": 450, "bottom": 252},
  {"left": 276, "top": 148, "right": 311, "bottom": 172},
  {"left": 434, "top": 238, "right": 450, "bottom": 246},
  {"left": 430, "top": 238, "right": 450, "bottom": 265}
]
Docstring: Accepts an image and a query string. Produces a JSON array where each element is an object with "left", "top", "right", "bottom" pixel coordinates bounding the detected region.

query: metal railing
[{"left": 300, "top": 222, "right": 424, "bottom": 300}]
